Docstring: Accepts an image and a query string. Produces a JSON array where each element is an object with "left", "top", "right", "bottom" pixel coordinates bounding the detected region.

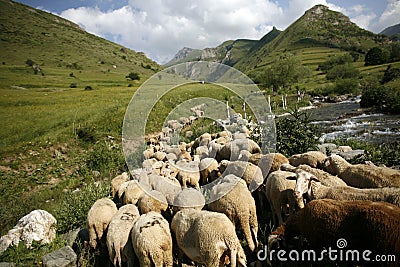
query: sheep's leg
[
  {"left": 230, "top": 248, "right": 237, "bottom": 267},
  {"left": 240, "top": 217, "right": 255, "bottom": 252},
  {"left": 269, "top": 203, "right": 278, "bottom": 229},
  {"left": 88, "top": 224, "right": 98, "bottom": 249}
]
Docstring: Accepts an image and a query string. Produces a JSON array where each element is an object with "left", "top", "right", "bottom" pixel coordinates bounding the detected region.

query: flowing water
[{"left": 305, "top": 99, "right": 400, "bottom": 145}]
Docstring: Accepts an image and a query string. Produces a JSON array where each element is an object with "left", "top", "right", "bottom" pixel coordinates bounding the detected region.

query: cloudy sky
[{"left": 15, "top": 0, "right": 400, "bottom": 64}]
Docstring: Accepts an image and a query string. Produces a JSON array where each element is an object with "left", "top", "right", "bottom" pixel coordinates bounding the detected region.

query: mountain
[
  {"left": 235, "top": 5, "right": 385, "bottom": 72},
  {"left": 165, "top": 38, "right": 260, "bottom": 67},
  {"left": 380, "top": 23, "right": 400, "bottom": 40},
  {"left": 380, "top": 23, "right": 400, "bottom": 36},
  {"left": 0, "top": 0, "right": 159, "bottom": 88}
]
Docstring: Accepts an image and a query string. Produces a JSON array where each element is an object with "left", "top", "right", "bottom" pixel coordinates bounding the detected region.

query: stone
[
  {"left": 317, "top": 143, "right": 337, "bottom": 155},
  {"left": 337, "top": 150, "right": 365, "bottom": 161},
  {"left": 42, "top": 246, "right": 77, "bottom": 267},
  {"left": 0, "top": 263, "right": 16, "bottom": 267},
  {"left": 0, "top": 210, "right": 57, "bottom": 254}
]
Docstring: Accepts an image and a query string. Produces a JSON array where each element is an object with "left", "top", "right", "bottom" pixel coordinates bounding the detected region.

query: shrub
[
  {"left": 275, "top": 108, "right": 319, "bottom": 157},
  {"left": 70, "top": 83, "right": 77, "bottom": 88},
  {"left": 84, "top": 86, "right": 93, "bottom": 91},
  {"left": 126, "top": 72, "right": 140, "bottom": 81},
  {"left": 365, "top": 46, "right": 390, "bottom": 66},
  {"left": 326, "top": 64, "right": 360, "bottom": 81},
  {"left": 25, "top": 59, "right": 34, "bottom": 67},
  {"left": 381, "top": 65, "right": 400, "bottom": 84},
  {"left": 54, "top": 182, "right": 110, "bottom": 233},
  {"left": 318, "top": 54, "right": 353, "bottom": 72}
]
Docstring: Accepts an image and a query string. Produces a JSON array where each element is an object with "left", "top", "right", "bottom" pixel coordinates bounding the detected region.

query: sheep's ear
[
  {"left": 286, "top": 175, "right": 297, "bottom": 180},
  {"left": 310, "top": 175, "right": 320, "bottom": 182}
]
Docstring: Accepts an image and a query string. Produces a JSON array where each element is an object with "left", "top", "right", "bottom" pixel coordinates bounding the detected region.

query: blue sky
[{"left": 14, "top": 0, "right": 400, "bottom": 63}]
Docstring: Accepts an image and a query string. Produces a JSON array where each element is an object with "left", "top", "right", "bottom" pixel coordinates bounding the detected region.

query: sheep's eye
[{"left": 303, "top": 180, "right": 307, "bottom": 183}]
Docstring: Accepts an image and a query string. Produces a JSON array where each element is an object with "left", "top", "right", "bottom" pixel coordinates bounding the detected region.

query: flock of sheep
[{"left": 86, "top": 125, "right": 400, "bottom": 267}]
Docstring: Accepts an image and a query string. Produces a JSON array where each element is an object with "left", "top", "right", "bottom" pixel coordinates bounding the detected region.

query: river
[{"left": 305, "top": 99, "right": 400, "bottom": 145}]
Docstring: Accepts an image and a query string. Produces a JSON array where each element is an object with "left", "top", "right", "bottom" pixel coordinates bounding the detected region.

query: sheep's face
[{"left": 294, "top": 171, "right": 318, "bottom": 198}]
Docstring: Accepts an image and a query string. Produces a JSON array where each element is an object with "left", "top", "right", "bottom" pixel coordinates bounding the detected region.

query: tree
[
  {"left": 381, "top": 65, "right": 400, "bottom": 84},
  {"left": 326, "top": 63, "right": 360, "bottom": 81},
  {"left": 365, "top": 46, "right": 390, "bottom": 66},
  {"left": 318, "top": 54, "right": 353, "bottom": 72},
  {"left": 126, "top": 72, "right": 140, "bottom": 81}
]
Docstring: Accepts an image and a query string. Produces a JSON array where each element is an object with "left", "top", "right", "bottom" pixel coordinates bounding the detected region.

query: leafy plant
[
  {"left": 126, "top": 71, "right": 140, "bottom": 81},
  {"left": 275, "top": 108, "right": 319, "bottom": 157},
  {"left": 54, "top": 182, "right": 110, "bottom": 233}
]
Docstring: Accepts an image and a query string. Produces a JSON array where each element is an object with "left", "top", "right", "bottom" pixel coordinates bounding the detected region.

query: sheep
[
  {"left": 208, "top": 175, "right": 258, "bottom": 252},
  {"left": 288, "top": 151, "right": 327, "bottom": 168},
  {"left": 137, "top": 190, "right": 168, "bottom": 215},
  {"left": 176, "top": 160, "right": 200, "bottom": 188},
  {"left": 110, "top": 172, "right": 130, "bottom": 199},
  {"left": 293, "top": 171, "right": 400, "bottom": 207},
  {"left": 171, "top": 209, "right": 247, "bottom": 267},
  {"left": 199, "top": 157, "right": 220, "bottom": 185},
  {"left": 172, "top": 188, "right": 205, "bottom": 214},
  {"left": 106, "top": 204, "right": 140, "bottom": 267},
  {"left": 219, "top": 160, "right": 263, "bottom": 191},
  {"left": 217, "top": 138, "right": 261, "bottom": 162},
  {"left": 269, "top": 199, "right": 400, "bottom": 260},
  {"left": 87, "top": 198, "right": 118, "bottom": 249},
  {"left": 265, "top": 171, "right": 304, "bottom": 229},
  {"left": 122, "top": 180, "right": 146, "bottom": 205},
  {"left": 152, "top": 175, "right": 182, "bottom": 205},
  {"left": 131, "top": 211, "right": 173, "bottom": 267},
  {"left": 323, "top": 154, "right": 400, "bottom": 188},
  {"left": 281, "top": 163, "right": 347, "bottom": 187},
  {"left": 249, "top": 153, "right": 289, "bottom": 179}
]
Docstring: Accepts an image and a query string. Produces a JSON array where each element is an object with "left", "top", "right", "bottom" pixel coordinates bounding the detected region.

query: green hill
[
  {"left": 0, "top": 0, "right": 159, "bottom": 89},
  {"left": 234, "top": 5, "right": 385, "bottom": 73}
]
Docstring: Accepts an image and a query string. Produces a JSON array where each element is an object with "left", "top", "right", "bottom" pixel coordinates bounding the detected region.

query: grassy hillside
[
  {"left": 0, "top": 0, "right": 159, "bottom": 89},
  {"left": 235, "top": 5, "right": 385, "bottom": 73},
  {"left": 0, "top": 0, "right": 162, "bottom": 237}
]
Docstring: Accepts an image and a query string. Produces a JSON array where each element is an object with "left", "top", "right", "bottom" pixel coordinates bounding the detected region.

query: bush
[
  {"left": 54, "top": 182, "right": 110, "bottom": 233},
  {"left": 318, "top": 54, "right": 353, "bottom": 72},
  {"left": 275, "top": 109, "right": 319, "bottom": 157},
  {"left": 126, "top": 72, "right": 140, "bottom": 81},
  {"left": 326, "top": 64, "right": 360, "bottom": 81},
  {"left": 333, "top": 78, "right": 360, "bottom": 95},
  {"left": 360, "top": 79, "right": 400, "bottom": 113},
  {"left": 25, "top": 59, "right": 35, "bottom": 67},
  {"left": 365, "top": 46, "right": 390, "bottom": 66},
  {"left": 70, "top": 83, "right": 77, "bottom": 88},
  {"left": 381, "top": 65, "right": 400, "bottom": 84}
]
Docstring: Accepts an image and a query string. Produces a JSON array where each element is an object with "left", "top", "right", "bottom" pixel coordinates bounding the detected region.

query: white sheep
[
  {"left": 171, "top": 209, "right": 247, "bottom": 267},
  {"left": 106, "top": 204, "right": 140, "bottom": 267},
  {"left": 199, "top": 157, "right": 220, "bottom": 185},
  {"left": 294, "top": 171, "right": 400, "bottom": 207},
  {"left": 152, "top": 175, "right": 182, "bottom": 205},
  {"left": 208, "top": 175, "right": 259, "bottom": 252},
  {"left": 110, "top": 172, "right": 130, "bottom": 199},
  {"left": 175, "top": 160, "right": 200, "bottom": 188},
  {"left": 324, "top": 154, "right": 400, "bottom": 188},
  {"left": 137, "top": 190, "right": 168, "bottom": 215},
  {"left": 87, "top": 198, "right": 118, "bottom": 249},
  {"left": 288, "top": 151, "right": 327, "bottom": 168},
  {"left": 217, "top": 138, "right": 261, "bottom": 162},
  {"left": 249, "top": 153, "right": 289, "bottom": 179},
  {"left": 131, "top": 212, "right": 173, "bottom": 267},
  {"left": 265, "top": 171, "right": 304, "bottom": 228},
  {"left": 172, "top": 188, "right": 205, "bottom": 214},
  {"left": 219, "top": 160, "right": 263, "bottom": 191},
  {"left": 122, "top": 180, "right": 146, "bottom": 205},
  {"left": 281, "top": 163, "right": 347, "bottom": 187}
]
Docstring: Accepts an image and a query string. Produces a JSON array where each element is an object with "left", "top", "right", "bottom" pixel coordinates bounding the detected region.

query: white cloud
[
  {"left": 375, "top": 0, "right": 400, "bottom": 32},
  {"left": 60, "top": 0, "right": 377, "bottom": 64}
]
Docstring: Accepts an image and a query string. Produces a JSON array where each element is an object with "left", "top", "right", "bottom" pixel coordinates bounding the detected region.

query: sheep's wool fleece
[{"left": 0, "top": 210, "right": 57, "bottom": 254}]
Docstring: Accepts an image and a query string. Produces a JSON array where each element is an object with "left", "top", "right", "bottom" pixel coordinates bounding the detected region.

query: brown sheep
[
  {"left": 324, "top": 154, "right": 400, "bottom": 188},
  {"left": 270, "top": 199, "right": 400, "bottom": 264}
]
